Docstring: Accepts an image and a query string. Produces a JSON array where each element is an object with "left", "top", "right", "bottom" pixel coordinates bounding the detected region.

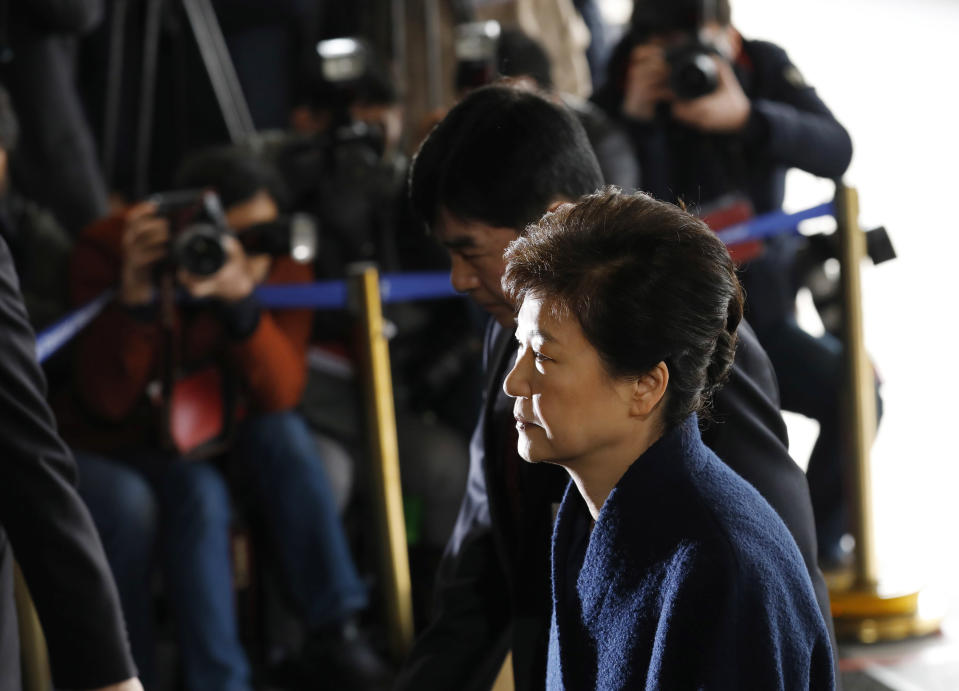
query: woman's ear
[{"left": 630, "top": 362, "right": 669, "bottom": 418}]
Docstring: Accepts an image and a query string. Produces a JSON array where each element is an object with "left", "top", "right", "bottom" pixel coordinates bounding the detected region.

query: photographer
[
  {"left": 62, "top": 148, "right": 389, "bottom": 690},
  {"left": 593, "top": 0, "right": 872, "bottom": 566}
]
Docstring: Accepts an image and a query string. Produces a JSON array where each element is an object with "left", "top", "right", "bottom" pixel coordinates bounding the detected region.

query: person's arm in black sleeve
[
  {"left": 741, "top": 40, "right": 853, "bottom": 179},
  {"left": 395, "top": 416, "right": 513, "bottom": 690},
  {"left": 396, "top": 323, "right": 514, "bottom": 690},
  {"left": 0, "top": 235, "right": 138, "bottom": 689}
]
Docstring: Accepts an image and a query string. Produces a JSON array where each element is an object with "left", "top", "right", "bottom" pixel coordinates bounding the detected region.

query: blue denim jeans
[{"left": 76, "top": 410, "right": 368, "bottom": 691}]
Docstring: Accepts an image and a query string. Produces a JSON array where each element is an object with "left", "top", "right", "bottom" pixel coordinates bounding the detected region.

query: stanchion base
[
  {"left": 833, "top": 610, "right": 943, "bottom": 644},
  {"left": 829, "top": 577, "right": 945, "bottom": 644}
]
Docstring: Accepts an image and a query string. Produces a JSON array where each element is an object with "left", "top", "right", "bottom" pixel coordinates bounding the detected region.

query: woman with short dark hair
[{"left": 502, "top": 188, "right": 835, "bottom": 689}]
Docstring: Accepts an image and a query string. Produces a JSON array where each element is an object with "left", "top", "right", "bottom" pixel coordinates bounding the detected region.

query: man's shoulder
[
  {"left": 742, "top": 38, "right": 791, "bottom": 66},
  {"left": 729, "top": 320, "right": 781, "bottom": 402}
]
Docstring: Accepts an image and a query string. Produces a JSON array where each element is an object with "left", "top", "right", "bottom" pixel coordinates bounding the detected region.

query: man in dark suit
[
  {"left": 0, "top": 99, "right": 140, "bottom": 689},
  {"left": 395, "top": 85, "right": 835, "bottom": 691}
]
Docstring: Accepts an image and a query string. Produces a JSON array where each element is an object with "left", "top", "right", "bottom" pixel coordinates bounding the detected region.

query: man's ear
[{"left": 630, "top": 361, "right": 669, "bottom": 418}]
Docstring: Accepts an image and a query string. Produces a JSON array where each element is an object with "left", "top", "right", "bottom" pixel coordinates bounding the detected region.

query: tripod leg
[
  {"left": 134, "top": 0, "right": 163, "bottom": 198},
  {"left": 181, "top": 0, "right": 256, "bottom": 142},
  {"left": 102, "top": 0, "right": 129, "bottom": 189}
]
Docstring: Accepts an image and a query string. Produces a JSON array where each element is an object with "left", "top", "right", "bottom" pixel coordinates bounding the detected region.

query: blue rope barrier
[
  {"left": 35, "top": 201, "right": 837, "bottom": 363},
  {"left": 255, "top": 280, "right": 349, "bottom": 309},
  {"left": 715, "top": 202, "right": 835, "bottom": 246},
  {"left": 35, "top": 289, "right": 116, "bottom": 363}
]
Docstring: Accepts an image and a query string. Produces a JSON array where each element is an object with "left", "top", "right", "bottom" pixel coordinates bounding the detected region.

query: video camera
[
  {"left": 271, "top": 37, "right": 404, "bottom": 271},
  {"left": 151, "top": 190, "right": 317, "bottom": 277}
]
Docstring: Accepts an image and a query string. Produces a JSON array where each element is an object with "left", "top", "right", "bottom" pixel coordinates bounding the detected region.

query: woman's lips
[{"left": 514, "top": 414, "right": 538, "bottom": 431}]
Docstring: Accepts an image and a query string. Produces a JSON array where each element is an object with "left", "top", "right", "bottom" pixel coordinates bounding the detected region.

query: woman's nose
[{"left": 503, "top": 349, "right": 528, "bottom": 399}]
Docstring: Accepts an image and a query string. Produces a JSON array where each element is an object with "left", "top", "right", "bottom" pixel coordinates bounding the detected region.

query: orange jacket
[{"left": 65, "top": 212, "right": 313, "bottom": 451}]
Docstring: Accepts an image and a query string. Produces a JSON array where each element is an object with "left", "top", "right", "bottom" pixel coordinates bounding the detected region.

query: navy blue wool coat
[{"left": 547, "top": 416, "right": 835, "bottom": 690}]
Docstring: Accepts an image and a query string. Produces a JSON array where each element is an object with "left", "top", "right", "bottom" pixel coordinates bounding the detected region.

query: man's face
[
  {"left": 226, "top": 189, "right": 279, "bottom": 231},
  {"left": 435, "top": 207, "right": 520, "bottom": 328}
]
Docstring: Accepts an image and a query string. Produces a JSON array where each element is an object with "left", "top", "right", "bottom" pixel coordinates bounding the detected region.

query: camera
[
  {"left": 269, "top": 37, "right": 405, "bottom": 271},
  {"left": 664, "top": 39, "right": 719, "bottom": 100},
  {"left": 151, "top": 190, "right": 318, "bottom": 277}
]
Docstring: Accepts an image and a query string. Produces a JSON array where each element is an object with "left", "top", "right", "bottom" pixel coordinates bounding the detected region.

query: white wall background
[{"left": 601, "top": 0, "right": 959, "bottom": 609}]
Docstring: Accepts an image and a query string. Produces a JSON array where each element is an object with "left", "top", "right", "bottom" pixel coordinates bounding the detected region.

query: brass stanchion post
[
  {"left": 828, "top": 184, "right": 942, "bottom": 642},
  {"left": 13, "top": 561, "right": 52, "bottom": 691},
  {"left": 350, "top": 264, "right": 415, "bottom": 660}
]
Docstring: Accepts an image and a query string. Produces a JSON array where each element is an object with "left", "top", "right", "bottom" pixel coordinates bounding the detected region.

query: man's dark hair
[
  {"left": 174, "top": 147, "right": 288, "bottom": 210},
  {"left": 0, "top": 84, "right": 19, "bottom": 152},
  {"left": 632, "top": 0, "right": 732, "bottom": 34},
  {"left": 409, "top": 85, "right": 603, "bottom": 232},
  {"left": 503, "top": 187, "right": 743, "bottom": 429},
  {"left": 496, "top": 29, "right": 554, "bottom": 91}
]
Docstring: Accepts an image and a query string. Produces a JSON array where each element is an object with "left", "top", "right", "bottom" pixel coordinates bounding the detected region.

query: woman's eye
[{"left": 534, "top": 351, "right": 551, "bottom": 363}]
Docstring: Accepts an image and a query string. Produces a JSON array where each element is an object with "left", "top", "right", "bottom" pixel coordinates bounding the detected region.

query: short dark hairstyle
[
  {"left": 0, "top": 84, "right": 20, "bottom": 152},
  {"left": 174, "top": 147, "right": 288, "bottom": 210},
  {"left": 632, "top": 0, "right": 732, "bottom": 34},
  {"left": 503, "top": 187, "right": 743, "bottom": 429},
  {"left": 496, "top": 29, "right": 554, "bottom": 91},
  {"left": 409, "top": 85, "right": 603, "bottom": 232}
]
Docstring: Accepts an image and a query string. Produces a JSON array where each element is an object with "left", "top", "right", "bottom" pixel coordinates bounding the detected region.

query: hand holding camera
[
  {"left": 120, "top": 201, "right": 168, "bottom": 306},
  {"left": 670, "top": 55, "right": 750, "bottom": 133},
  {"left": 119, "top": 190, "right": 316, "bottom": 309},
  {"left": 623, "top": 42, "right": 674, "bottom": 122},
  {"left": 175, "top": 233, "right": 259, "bottom": 302},
  {"left": 622, "top": 36, "right": 749, "bottom": 133}
]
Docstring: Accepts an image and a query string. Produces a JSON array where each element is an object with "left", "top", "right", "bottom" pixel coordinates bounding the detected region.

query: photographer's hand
[
  {"left": 177, "top": 235, "right": 269, "bottom": 303},
  {"left": 671, "top": 57, "right": 750, "bottom": 133},
  {"left": 120, "top": 202, "right": 168, "bottom": 306},
  {"left": 622, "top": 44, "right": 674, "bottom": 122}
]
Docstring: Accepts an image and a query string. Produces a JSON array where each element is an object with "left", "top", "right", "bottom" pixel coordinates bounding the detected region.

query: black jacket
[
  {"left": 397, "top": 318, "right": 834, "bottom": 691},
  {"left": 0, "top": 234, "right": 135, "bottom": 689}
]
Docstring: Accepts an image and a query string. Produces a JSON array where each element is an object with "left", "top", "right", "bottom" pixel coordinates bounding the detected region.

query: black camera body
[
  {"left": 151, "top": 189, "right": 317, "bottom": 277},
  {"left": 151, "top": 190, "right": 230, "bottom": 277},
  {"left": 664, "top": 39, "right": 719, "bottom": 100}
]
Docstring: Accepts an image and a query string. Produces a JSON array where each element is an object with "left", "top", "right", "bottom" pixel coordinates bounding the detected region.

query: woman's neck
[{"left": 564, "top": 422, "right": 664, "bottom": 523}]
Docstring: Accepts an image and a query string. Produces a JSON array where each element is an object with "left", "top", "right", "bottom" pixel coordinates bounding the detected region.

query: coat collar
[{"left": 552, "top": 415, "right": 709, "bottom": 629}]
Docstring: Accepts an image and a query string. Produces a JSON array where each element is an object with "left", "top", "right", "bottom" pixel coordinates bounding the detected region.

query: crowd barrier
[{"left": 34, "top": 201, "right": 832, "bottom": 364}]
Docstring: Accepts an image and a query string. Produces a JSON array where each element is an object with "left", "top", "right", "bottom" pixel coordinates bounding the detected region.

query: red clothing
[{"left": 64, "top": 213, "right": 313, "bottom": 452}]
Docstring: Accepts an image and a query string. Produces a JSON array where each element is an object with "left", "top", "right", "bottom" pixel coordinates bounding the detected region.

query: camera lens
[
  {"left": 173, "top": 223, "right": 226, "bottom": 277},
  {"left": 666, "top": 44, "right": 719, "bottom": 100}
]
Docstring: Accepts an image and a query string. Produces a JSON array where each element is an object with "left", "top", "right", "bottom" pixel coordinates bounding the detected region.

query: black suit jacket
[
  {"left": 0, "top": 234, "right": 135, "bottom": 689},
  {"left": 397, "top": 317, "right": 834, "bottom": 691}
]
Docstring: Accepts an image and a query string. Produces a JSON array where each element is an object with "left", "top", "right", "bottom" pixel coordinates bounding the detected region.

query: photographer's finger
[
  {"left": 123, "top": 217, "right": 169, "bottom": 249},
  {"left": 629, "top": 43, "right": 665, "bottom": 65},
  {"left": 176, "top": 269, "right": 214, "bottom": 298},
  {"left": 124, "top": 200, "right": 159, "bottom": 223},
  {"left": 130, "top": 242, "right": 169, "bottom": 266}
]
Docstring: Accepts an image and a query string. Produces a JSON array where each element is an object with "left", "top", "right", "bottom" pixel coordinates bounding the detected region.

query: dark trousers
[
  {"left": 75, "top": 410, "right": 368, "bottom": 691},
  {"left": 756, "top": 318, "right": 883, "bottom": 560}
]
